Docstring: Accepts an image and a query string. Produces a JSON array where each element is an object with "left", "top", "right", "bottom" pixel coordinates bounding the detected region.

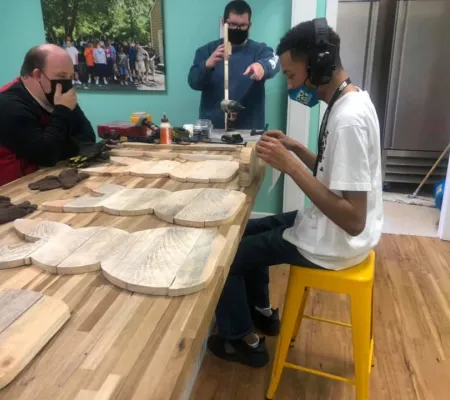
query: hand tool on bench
[{"left": 250, "top": 123, "right": 269, "bottom": 136}]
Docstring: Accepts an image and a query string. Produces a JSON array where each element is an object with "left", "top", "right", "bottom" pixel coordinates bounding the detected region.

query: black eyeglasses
[{"left": 227, "top": 22, "right": 250, "bottom": 30}]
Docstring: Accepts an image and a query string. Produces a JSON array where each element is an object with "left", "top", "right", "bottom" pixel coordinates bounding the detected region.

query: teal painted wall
[{"left": 0, "top": 0, "right": 291, "bottom": 214}]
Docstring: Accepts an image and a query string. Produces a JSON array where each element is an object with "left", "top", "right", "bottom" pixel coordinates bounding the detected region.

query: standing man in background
[
  {"left": 188, "top": 1, "right": 280, "bottom": 130},
  {"left": 65, "top": 39, "right": 81, "bottom": 85}
]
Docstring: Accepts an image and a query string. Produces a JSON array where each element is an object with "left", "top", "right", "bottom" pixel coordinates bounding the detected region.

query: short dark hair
[
  {"left": 224, "top": 0, "right": 252, "bottom": 22},
  {"left": 20, "top": 46, "right": 49, "bottom": 77},
  {"left": 277, "top": 20, "right": 342, "bottom": 68}
]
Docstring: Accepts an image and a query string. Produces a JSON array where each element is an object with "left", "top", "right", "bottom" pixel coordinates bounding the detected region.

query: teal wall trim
[{"left": 0, "top": 0, "right": 292, "bottom": 213}]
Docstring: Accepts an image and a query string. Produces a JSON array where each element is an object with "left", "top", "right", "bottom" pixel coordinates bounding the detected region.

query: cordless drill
[{"left": 220, "top": 99, "right": 245, "bottom": 132}]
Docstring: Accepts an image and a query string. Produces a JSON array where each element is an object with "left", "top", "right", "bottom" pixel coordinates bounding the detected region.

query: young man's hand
[
  {"left": 206, "top": 44, "right": 225, "bottom": 69},
  {"left": 264, "top": 130, "right": 297, "bottom": 151},
  {"left": 256, "top": 134, "right": 298, "bottom": 174},
  {"left": 243, "top": 62, "right": 265, "bottom": 81}
]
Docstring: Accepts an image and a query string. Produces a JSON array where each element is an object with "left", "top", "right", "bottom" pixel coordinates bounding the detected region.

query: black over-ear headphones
[{"left": 308, "top": 18, "right": 337, "bottom": 86}]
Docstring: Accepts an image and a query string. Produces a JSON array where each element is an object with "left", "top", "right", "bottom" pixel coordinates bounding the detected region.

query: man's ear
[{"left": 32, "top": 68, "right": 42, "bottom": 80}]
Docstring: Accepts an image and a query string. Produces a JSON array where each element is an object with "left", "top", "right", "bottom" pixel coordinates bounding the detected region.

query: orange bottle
[{"left": 160, "top": 114, "right": 172, "bottom": 144}]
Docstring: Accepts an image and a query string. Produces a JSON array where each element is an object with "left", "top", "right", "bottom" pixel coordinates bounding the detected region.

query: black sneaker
[
  {"left": 207, "top": 335, "right": 269, "bottom": 368},
  {"left": 251, "top": 308, "right": 280, "bottom": 336}
]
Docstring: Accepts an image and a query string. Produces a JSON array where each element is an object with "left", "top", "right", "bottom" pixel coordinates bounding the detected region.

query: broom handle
[{"left": 412, "top": 141, "right": 450, "bottom": 197}]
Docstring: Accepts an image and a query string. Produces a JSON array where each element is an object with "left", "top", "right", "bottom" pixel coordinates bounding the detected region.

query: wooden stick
[
  {"left": 223, "top": 23, "right": 231, "bottom": 131},
  {"left": 411, "top": 141, "right": 450, "bottom": 198}
]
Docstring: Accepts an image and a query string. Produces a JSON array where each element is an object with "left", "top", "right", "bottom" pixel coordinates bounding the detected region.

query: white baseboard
[{"left": 250, "top": 212, "right": 274, "bottom": 219}]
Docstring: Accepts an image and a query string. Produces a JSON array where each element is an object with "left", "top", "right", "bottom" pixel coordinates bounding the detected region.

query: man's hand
[
  {"left": 264, "top": 130, "right": 297, "bottom": 151},
  {"left": 243, "top": 62, "right": 265, "bottom": 81},
  {"left": 256, "top": 134, "right": 298, "bottom": 174},
  {"left": 205, "top": 44, "right": 225, "bottom": 69},
  {"left": 54, "top": 84, "right": 77, "bottom": 110}
]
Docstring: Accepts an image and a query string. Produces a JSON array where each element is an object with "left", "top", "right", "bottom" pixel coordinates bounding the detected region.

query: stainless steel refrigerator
[{"left": 337, "top": 0, "right": 450, "bottom": 186}]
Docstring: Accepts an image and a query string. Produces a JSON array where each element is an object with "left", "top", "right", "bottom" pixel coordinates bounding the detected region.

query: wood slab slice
[
  {"left": 109, "top": 148, "right": 179, "bottom": 159},
  {"left": 168, "top": 229, "right": 226, "bottom": 296},
  {"left": 84, "top": 183, "right": 125, "bottom": 197},
  {"left": 208, "top": 160, "right": 239, "bottom": 183},
  {"left": 14, "top": 219, "right": 73, "bottom": 242},
  {"left": 0, "top": 289, "right": 70, "bottom": 389},
  {"left": 109, "top": 156, "right": 146, "bottom": 166},
  {"left": 81, "top": 165, "right": 130, "bottom": 176},
  {"left": 153, "top": 188, "right": 203, "bottom": 223},
  {"left": 101, "top": 227, "right": 225, "bottom": 296},
  {"left": 178, "top": 154, "right": 234, "bottom": 162},
  {"left": 100, "top": 188, "right": 171, "bottom": 216},
  {"left": 40, "top": 199, "right": 71, "bottom": 212},
  {"left": 0, "top": 241, "right": 45, "bottom": 269},
  {"left": 56, "top": 227, "right": 129, "bottom": 274},
  {"left": 169, "top": 162, "right": 202, "bottom": 182},
  {"left": 109, "top": 149, "right": 145, "bottom": 157},
  {"left": 128, "top": 160, "right": 181, "bottom": 178},
  {"left": 183, "top": 160, "right": 239, "bottom": 183},
  {"left": 63, "top": 196, "right": 105, "bottom": 213},
  {"left": 30, "top": 227, "right": 102, "bottom": 273},
  {"left": 154, "top": 188, "right": 246, "bottom": 227}
]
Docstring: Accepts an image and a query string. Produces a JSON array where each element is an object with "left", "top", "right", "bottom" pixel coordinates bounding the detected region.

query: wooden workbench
[{"left": 0, "top": 150, "right": 265, "bottom": 400}]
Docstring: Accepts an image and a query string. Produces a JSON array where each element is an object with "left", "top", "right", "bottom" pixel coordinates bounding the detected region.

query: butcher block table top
[{"left": 0, "top": 149, "right": 265, "bottom": 400}]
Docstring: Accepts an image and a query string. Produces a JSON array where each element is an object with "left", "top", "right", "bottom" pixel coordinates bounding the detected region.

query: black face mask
[
  {"left": 39, "top": 71, "right": 73, "bottom": 105},
  {"left": 228, "top": 28, "right": 249, "bottom": 45}
]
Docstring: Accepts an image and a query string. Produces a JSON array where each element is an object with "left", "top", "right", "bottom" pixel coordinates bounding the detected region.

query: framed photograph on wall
[{"left": 40, "top": 0, "right": 166, "bottom": 92}]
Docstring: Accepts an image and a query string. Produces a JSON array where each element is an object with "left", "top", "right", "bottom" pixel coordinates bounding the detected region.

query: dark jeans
[{"left": 215, "top": 212, "right": 321, "bottom": 340}]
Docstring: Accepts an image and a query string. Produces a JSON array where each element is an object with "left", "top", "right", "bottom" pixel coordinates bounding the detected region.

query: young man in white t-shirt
[
  {"left": 65, "top": 40, "right": 82, "bottom": 85},
  {"left": 207, "top": 19, "right": 383, "bottom": 368}
]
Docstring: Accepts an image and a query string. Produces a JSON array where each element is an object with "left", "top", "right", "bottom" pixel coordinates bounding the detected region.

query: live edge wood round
[
  {"left": 0, "top": 148, "right": 265, "bottom": 400},
  {"left": 40, "top": 185, "right": 247, "bottom": 228},
  {"left": 4, "top": 219, "right": 226, "bottom": 297}
]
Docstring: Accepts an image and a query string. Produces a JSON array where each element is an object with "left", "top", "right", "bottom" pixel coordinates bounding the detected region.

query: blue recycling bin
[{"left": 434, "top": 180, "right": 445, "bottom": 210}]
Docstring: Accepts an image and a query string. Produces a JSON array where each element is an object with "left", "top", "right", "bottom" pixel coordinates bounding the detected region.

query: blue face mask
[{"left": 288, "top": 85, "right": 319, "bottom": 108}]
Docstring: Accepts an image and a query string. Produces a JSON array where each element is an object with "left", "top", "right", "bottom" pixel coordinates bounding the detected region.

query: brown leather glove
[
  {"left": 58, "top": 168, "right": 89, "bottom": 189},
  {"left": 29, "top": 169, "right": 89, "bottom": 191},
  {"left": 0, "top": 197, "right": 37, "bottom": 225}
]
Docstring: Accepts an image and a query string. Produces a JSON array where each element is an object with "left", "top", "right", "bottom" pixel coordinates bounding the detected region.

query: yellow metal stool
[{"left": 266, "top": 251, "right": 375, "bottom": 400}]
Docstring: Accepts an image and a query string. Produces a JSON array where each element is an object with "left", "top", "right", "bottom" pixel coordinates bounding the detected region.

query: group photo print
[{"left": 40, "top": 0, "right": 166, "bottom": 92}]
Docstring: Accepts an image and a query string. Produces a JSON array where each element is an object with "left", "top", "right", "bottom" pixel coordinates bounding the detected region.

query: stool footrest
[
  {"left": 284, "top": 362, "right": 356, "bottom": 385},
  {"left": 303, "top": 314, "right": 352, "bottom": 328}
]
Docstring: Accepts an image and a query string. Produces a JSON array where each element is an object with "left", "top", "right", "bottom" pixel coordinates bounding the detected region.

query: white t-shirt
[
  {"left": 283, "top": 90, "right": 383, "bottom": 270},
  {"left": 66, "top": 46, "right": 79, "bottom": 65}
]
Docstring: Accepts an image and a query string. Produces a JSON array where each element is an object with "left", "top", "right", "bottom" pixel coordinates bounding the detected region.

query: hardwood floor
[{"left": 190, "top": 234, "right": 450, "bottom": 400}]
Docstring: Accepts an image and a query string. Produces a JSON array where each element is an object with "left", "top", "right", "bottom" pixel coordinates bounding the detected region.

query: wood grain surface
[
  {"left": 14, "top": 219, "right": 73, "bottom": 242},
  {"left": 41, "top": 185, "right": 172, "bottom": 216},
  {"left": 0, "top": 290, "right": 70, "bottom": 390},
  {"left": 0, "top": 289, "right": 42, "bottom": 334},
  {"left": 30, "top": 227, "right": 102, "bottom": 273},
  {"left": 82, "top": 159, "right": 239, "bottom": 184},
  {"left": 129, "top": 160, "right": 181, "bottom": 178},
  {"left": 0, "top": 150, "right": 265, "bottom": 400},
  {"left": 0, "top": 241, "right": 45, "bottom": 269},
  {"left": 154, "top": 188, "right": 246, "bottom": 228},
  {"left": 101, "top": 227, "right": 225, "bottom": 296}
]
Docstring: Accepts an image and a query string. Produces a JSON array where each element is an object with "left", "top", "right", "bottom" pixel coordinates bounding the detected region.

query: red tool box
[{"left": 97, "top": 122, "right": 147, "bottom": 139}]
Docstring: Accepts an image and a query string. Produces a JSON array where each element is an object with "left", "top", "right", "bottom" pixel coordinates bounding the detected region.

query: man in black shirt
[{"left": 0, "top": 44, "right": 95, "bottom": 186}]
